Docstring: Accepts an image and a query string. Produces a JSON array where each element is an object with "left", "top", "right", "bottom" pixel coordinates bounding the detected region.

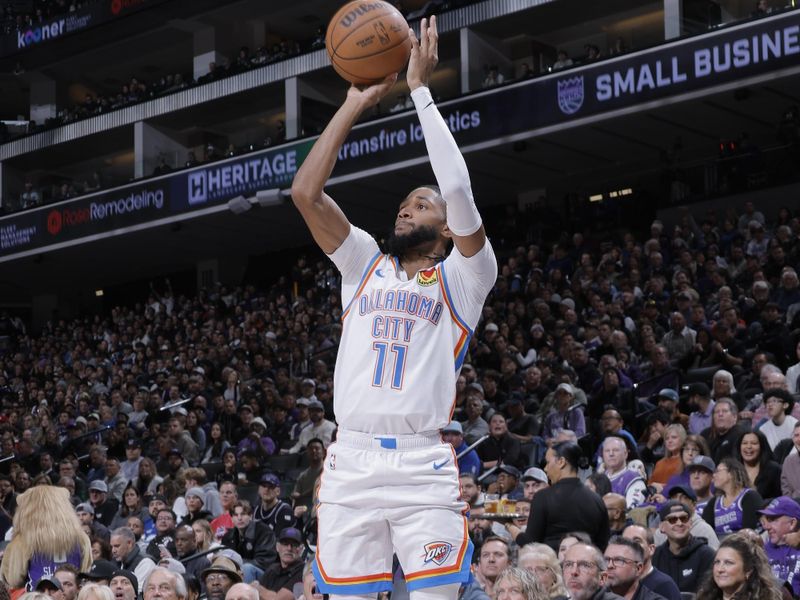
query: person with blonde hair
[
  {"left": 494, "top": 567, "right": 548, "bottom": 600},
  {"left": 517, "top": 544, "right": 568, "bottom": 600},
  {"left": 76, "top": 584, "right": 114, "bottom": 600},
  {"left": 1, "top": 486, "right": 92, "bottom": 590}
]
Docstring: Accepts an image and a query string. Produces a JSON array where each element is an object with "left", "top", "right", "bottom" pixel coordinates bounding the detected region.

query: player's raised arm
[
  {"left": 407, "top": 16, "right": 486, "bottom": 258},
  {"left": 290, "top": 75, "right": 397, "bottom": 255}
]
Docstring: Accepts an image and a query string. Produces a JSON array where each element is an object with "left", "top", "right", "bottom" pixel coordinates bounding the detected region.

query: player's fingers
[
  {"left": 408, "top": 27, "right": 419, "bottom": 51},
  {"left": 419, "top": 18, "right": 428, "bottom": 53}
]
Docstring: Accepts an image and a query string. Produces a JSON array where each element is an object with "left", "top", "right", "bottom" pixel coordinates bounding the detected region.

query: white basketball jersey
[{"left": 329, "top": 226, "right": 497, "bottom": 434}]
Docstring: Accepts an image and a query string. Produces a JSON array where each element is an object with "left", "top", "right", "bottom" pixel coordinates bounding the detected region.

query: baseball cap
[
  {"left": 75, "top": 416, "right": 88, "bottom": 426},
  {"left": 467, "top": 382, "right": 484, "bottom": 396},
  {"left": 441, "top": 421, "right": 463, "bottom": 434},
  {"left": 259, "top": 473, "right": 281, "bottom": 487},
  {"left": 296, "top": 398, "right": 311, "bottom": 407},
  {"left": 278, "top": 527, "right": 303, "bottom": 544},
  {"left": 667, "top": 484, "right": 697, "bottom": 501},
  {"left": 758, "top": 496, "right": 800, "bottom": 520},
  {"left": 560, "top": 298, "right": 576, "bottom": 310},
  {"left": 307, "top": 399, "right": 325, "bottom": 411},
  {"left": 555, "top": 382, "right": 574, "bottom": 395},
  {"left": 485, "top": 323, "right": 499, "bottom": 333},
  {"left": 87, "top": 412, "right": 100, "bottom": 421},
  {"left": 148, "top": 494, "right": 168, "bottom": 505},
  {"left": 688, "top": 455, "right": 715, "bottom": 473},
  {"left": 167, "top": 448, "right": 183, "bottom": 458},
  {"left": 81, "top": 560, "right": 116, "bottom": 581},
  {"left": 88, "top": 480, "right": 108, "bottom": 493},
  {"left": 35, "top": 576, "right": 62, "bottom": 592},
  {"left": 127, "top": 439, "right": 142, "bottom": 448},
  {"left": 498, "top": 465, "right": 521, "bottom": 479},
  {"left": 657, "top": 388, "right": 679, "bottom": 402},
  {"left": 302, "top": 378, "right": 316, "bottom": 388},
  {"left": 110, "top": 570, "right": 138, "bottom": 595},
  {"left": 521, "top": 467, "right": 547, "bottom": 483},
  {"left": 687, "top": 382, "right": 710, "bottom": 398},
  {"left": 238, "top": 404, "right": 253, "bottom": 413},
  {"left": 659, "top": 500, "right": 692, "bottom": 521}
]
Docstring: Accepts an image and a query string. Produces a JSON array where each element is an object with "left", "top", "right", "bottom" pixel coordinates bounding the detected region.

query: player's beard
[{"left": 384, "top": 224, "right": 439, "bottom": 257}]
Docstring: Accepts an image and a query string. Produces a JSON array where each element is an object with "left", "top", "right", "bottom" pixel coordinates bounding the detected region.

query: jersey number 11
[{"left": 372, "top": 341, "right": 408, "bottom": 390}]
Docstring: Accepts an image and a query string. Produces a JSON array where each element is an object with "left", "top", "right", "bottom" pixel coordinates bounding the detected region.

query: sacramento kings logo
[{"left": 557, "top": 76, "right": 584, "bottom": 115}]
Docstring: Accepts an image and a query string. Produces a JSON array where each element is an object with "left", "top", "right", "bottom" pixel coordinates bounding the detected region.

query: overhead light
[
  {"left": 95, "top": 289, "right": 104, "bottom": 297},
  {"left": 589, "top": 194, "right": 604, "bottom": 202},
  {"left": 227, "top": 195, "right": 251, "bottom": 214},
  {"left": 256, "top": 188, "right": 285, "bottom": 207}
]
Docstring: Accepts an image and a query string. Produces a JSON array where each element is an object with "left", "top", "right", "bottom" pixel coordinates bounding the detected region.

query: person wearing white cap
[
  {"left": 520, "top": 467, "right": 548, "bottom": 500},
  {"left": 441, "top": 421, "right": 480, "bottom": 477}
]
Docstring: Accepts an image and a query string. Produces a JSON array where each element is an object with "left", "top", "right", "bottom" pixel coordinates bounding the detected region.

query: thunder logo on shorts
[{"left": 422, "top": 541, "right": 453, "bottom": 566}]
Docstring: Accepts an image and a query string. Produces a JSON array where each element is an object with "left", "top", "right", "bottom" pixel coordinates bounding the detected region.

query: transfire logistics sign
[{"left": 0, "top": 9, "right": 798, "bottom": 261}]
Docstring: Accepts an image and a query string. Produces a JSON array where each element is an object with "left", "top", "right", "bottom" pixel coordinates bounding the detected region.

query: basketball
[{"left": 326, "top": 0, "right": 412, "bottom": 85}]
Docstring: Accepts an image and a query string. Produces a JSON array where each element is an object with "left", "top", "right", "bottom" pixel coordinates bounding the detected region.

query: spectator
[
  {"left": 701, "top": 457, "right": 763, "bottom": 538},
  {"left": 603, "top": 536, "right": 660, "bottom": 600},
  {"left": 552, "top": 50, "right": 573, "bottom": 70},
  {"left": 255, "top": 527, "right": 304, "bottom": 600},
  {"left": 601, "top": 436, "right": 647, "bottom": 508},
  {"left": 441, "top": 421, "right": 480, "bottom": 477},
  {"left": 701, "top": 398, "right": 745, "bottom": 464},
  {"left": 758, "top": 496, "right": 800, "bottom": 597},
  {"left": 202, "top": 555, "right": 243, "bottom": 600},
  {"left": 695, "top": 535, "right": 782, "bottom": 600},
  {"left": 652, "top": 501, "right": 715, "bottom": 594},
  {"left": 781, "top": 422, "right": 800, "bottom": 496},
  {"left": 221, "top": 500, "right": 277, "bottom": 583},
  {"left": 287, "top": 400, "right": 335, "bottom": 453},
  {"left": 562, "top": 542, "right": 618, "bottom": 600},
  {"left": 110, "top": 527, "right": 156, "bottom": 590},
  {"left": 734, "top": 429, "right": 781, "bottom": 500},
  {"left": 482, "top": 65, "right": 504, "bottom": 88},
  {"left": 252, "top": 474, "right": 294, "bottom": 535},
  {"left": 622, "top": 524, "right": 681, "bottom": 600},
  {"left": 209, "top": 481, "right": 237, "bottom": 539}
]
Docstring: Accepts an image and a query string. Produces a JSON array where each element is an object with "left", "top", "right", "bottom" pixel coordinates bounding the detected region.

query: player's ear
[{"left": 440, "top": 222, "right": 452, "bottom": 239}]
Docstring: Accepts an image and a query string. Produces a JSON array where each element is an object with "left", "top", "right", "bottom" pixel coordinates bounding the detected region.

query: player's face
[{"left": 385, "top": 188, "right": 446, "bottom": 255}]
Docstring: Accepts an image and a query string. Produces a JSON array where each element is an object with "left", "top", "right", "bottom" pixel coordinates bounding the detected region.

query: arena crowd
[{"left": 0, "top": 198, "right": 799, "bottom": 600}]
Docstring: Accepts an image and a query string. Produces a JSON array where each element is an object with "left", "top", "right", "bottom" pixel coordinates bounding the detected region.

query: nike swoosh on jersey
[{"left": 433, "top": 459, "right": 450, "bottom": 470}]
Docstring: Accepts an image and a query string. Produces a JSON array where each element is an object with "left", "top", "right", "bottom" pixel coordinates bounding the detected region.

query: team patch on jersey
[
  {"left": 417, "top": 268, "right": 438, "bottom": 287},
  {"left": 422, "top": 541, "right": 453, "bottom": 566}
]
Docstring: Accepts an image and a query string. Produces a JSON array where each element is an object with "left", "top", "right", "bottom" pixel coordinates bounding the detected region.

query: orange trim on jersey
[
  {"left": 404, "top": 499, "right": 470, "bottom": 581},
  {"left": 314, "top": 494, "right": 394, "bottom": 585},
  {"left": 437, "top": 266, "right": 470, "bottom": 363},
  {"left": 341, "top": 252, "right": 384, "bottom": 321}
]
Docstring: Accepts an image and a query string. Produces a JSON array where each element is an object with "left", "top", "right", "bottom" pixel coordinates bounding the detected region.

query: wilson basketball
[{"left": 326, "top": 0, "right": 412, "bottom": 85}]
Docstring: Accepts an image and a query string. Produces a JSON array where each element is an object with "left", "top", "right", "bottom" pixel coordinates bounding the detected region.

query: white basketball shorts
[{"left": 312, "top": 429, "right": 473, "bottom": 594}]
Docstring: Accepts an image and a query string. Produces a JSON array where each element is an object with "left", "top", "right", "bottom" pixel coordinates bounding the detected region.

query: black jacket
[
  {"left": 221, "top": 520, "right": 277, "bottom": 570},
  {"left": 652, "top": 537, "right": 716, "bottom": 593},
  {"left": 516, "top": 477, "right": 609, "bottom": 551},
  {"left": 119, "top": 545, "right": 153, "bottom": 573}
]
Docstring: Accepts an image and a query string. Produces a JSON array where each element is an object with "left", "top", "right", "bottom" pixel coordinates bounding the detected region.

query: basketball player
[{"left": 290, "top": 16, "right": 496, "bottom": 600}]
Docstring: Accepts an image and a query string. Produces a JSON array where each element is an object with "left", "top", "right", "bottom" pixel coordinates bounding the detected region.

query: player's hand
[
  {"left": 347, "top": 73, "right": 398, "bottom": 109},
  {"left": 407, "top": 16, "right": 438, "bottom": 90}
]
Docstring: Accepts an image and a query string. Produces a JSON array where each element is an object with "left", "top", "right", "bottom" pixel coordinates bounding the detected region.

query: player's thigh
[
  {"left": 315, "top": 502, "right": 393, "bottom": 593},
  {"left": 389, "top": 506, "right": 472, "bottom": 590}
]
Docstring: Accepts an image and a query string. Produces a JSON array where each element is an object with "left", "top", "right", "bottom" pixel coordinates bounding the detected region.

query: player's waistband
[{"left": 336, "top": 429, "right": 442, "bottom": 451}]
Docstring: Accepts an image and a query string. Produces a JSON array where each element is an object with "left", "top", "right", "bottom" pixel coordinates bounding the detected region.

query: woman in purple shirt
[{"left": 701, "top": 457, "right": 763, "bottom": 539}]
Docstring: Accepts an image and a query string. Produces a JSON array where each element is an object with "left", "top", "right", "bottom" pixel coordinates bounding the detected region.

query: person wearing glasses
[
  {"left": 652, "top": 501, "right": 715, "bottom": 594},
  {"left": 701, "top": 457, "right": 763, "bottom": 539},
  {"left": 603, "top": 536, "right": 666, "bottom": 600},
  {"left": 561, "top": 543, "right": 622, "bottom": 600}
]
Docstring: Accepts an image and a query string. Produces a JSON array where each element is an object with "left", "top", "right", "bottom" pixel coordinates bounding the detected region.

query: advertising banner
[
  {"left": 2, "top": 0, "right": 168, "bottom": 56},
  {"left": 0, "top": 10, "right": 798, "bottom": 260}
]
